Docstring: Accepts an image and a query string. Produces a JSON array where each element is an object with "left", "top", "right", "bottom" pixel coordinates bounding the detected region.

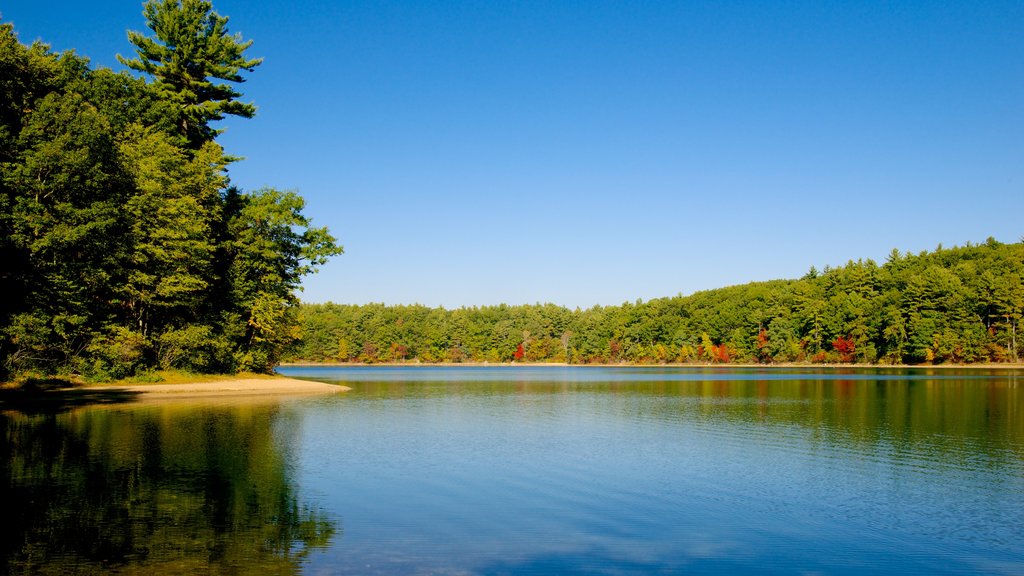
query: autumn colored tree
[
  {"left": 390, "top": 343, "right": 409, "bottom": 362},
  {"left": 832, "top": 336, "right": 855, "bottom": 363},
  {"left": 756, "top": 327, "right": 771, "bottom": 363},
  {"left": 712, "top": 343, "right": 731, "bottom": 363}
]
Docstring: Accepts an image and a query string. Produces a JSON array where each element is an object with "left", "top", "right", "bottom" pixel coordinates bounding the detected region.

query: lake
[{"left": 2, "top": 366, "right": 1023, "bottom": 574}]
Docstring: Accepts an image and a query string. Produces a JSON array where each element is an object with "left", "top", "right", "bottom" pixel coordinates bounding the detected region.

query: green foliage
[
  {"left": 224, "top": 187, "right": 342, "bottom": 371},
  {"left": 117, "top": 125, "right": 225, "bottom": 336},
  {"left": 84, "top": 325, "right": 148, "bottom": 380},
  {"left": 118, "top": 0, "right": 263, "bottom": 148},
  {"left": 155, "top": 324, "right": 229, "bottom": 372},
  {"left": 0, "top": 10, "right": 339, "bottom": 380},
  {"left": 288, "top": 240, "right": 1024, "bottom": 367}
]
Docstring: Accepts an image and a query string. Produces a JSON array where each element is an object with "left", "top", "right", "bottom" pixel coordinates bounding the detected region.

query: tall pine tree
[{"left": 118, "top": 0, "right": 262, "bottom": 149}]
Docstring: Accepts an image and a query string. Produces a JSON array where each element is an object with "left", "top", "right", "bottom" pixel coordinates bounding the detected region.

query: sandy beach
[{"left": 75, "top": 377, "right": 350, "bottom": 397}]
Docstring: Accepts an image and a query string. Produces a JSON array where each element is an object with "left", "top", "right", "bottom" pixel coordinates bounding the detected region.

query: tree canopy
[
  {"left": 0, "top": 6, "right": 340, "bottom": 381},
  {"left": 289, "top": 239, "right": 1024, "bottom": 366}
]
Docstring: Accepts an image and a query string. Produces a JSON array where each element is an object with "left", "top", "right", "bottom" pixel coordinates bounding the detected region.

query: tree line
[
  {"left": 290, "top": 239, "right": 1023, "bottom": 365},
  {"left": 0, "top": 0, "right": 341, "bottom": 381}
]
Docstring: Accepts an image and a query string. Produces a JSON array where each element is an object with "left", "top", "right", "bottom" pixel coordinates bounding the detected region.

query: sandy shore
[{"left": 78, "top": 377, "right": 350, "bottom": 396}]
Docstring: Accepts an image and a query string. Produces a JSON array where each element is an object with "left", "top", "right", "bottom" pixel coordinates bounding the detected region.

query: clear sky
[{"left": 4, "top": 1, "right": 1022, "bottom": 309}]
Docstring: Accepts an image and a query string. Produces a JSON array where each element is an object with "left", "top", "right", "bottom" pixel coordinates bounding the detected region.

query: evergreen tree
[{"left": 118, "top": 0, "right": 262, "bottom": 148}]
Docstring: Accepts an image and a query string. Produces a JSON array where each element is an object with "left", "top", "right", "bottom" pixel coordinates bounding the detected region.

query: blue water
[
  {"left": 278, "top": 366, "right": 1024, "bottom": 575},
  {"left": 3, "top": 365, "right": 1022, "bottom": 574}
]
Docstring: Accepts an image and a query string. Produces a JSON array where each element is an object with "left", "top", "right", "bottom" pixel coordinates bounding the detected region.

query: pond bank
[
  {"left": 80, "top": 377, "right": 350, "bottom": 396},
  {"left": 1, "top": 377, "right": 349, "bottom": 409},
  {"left": 280, "top": 361, "right": 1024, "bottom": 370}
]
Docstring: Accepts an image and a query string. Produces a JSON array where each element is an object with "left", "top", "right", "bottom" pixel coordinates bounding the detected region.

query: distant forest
[
  {"left": 0, "top": 2, "right": 340, "bottom": 381},
  {"left": 291, "top": 239, "right": 1023, "bottom": 366}
]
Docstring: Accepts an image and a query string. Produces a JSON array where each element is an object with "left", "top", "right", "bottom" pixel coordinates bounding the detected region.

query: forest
[
  {"left": 290, "top": 239, "right": 1024, "bottom": 366},
  {"left": 2, "top": 3, "right": 1021, "bottom": 381},
  {"left": 0, "top": 1, "right": 341, "bottom": 381}
]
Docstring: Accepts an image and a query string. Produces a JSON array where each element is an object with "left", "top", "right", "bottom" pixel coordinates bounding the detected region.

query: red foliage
[
  {"left": 832, "top": 336, "right": 855, "bottom": 363},
  {"left": 756, "top": 328, "right": 769, "bottom": 350},
  {"left": 712, "top": 344, "right": 730, "bottom": 363},
  {"left": 756, "top": 328, "right": 770, "bottom": 362},
  {"left": 514, "top": 343, "right": 524, "bottom": 361}
]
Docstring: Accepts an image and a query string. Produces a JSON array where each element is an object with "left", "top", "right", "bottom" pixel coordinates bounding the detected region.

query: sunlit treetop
[{"left": 118, "top": 0, "right": 262, "bottom": 149}]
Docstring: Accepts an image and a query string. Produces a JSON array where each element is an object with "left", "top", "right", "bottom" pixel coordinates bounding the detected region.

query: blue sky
[{"left": 4, "top": 1, "right": 1022, "bottom": 308}]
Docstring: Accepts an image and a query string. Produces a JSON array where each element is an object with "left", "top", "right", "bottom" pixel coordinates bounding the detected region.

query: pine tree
[{"left": 118, "top": 0, "right": 262, "bottom": 148}]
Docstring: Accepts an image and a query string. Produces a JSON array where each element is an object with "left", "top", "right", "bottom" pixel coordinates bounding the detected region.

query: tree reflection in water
[{"left": 0, "top": 401, "right": 336, "bottom": 574}]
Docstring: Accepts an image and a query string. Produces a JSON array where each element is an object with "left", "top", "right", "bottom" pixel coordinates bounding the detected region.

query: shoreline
[
  {"left": 78, "top": 377, "right": 351, "bottom": 396},
  {"left": 280, "top": 361, "right": 1024, "bottom": 370},
  {"left": 1, "top": 376, "right": 349, "bottom": 406}
]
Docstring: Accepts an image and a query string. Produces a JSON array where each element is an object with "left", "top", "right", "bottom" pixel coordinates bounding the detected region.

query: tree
[
  {"left": 832, "top": 336, "right": 855, "bottom": 363},
  {"left": 117, "top": 126, "right": 226, "bottom": 337},
  {"left": 995, "top": 274, "right": 1024, "bottom": 361},
  {"left": 881, "top": 305, "right": 907, "bottom": 364},
  {"left": 223, "top": 188, "right": 342, "bottom": 371},
  {"left": 0, "top": 9, "right": 343, "bottom": 379},
  {"left": 0, "top": 40, "right": 133, "bottom": 375},
  {"left": 118, "top": 0, "right": 262, "bottom": 148},
  {"left": 755, "top": 327, "right": 771, "bottom": 363}
]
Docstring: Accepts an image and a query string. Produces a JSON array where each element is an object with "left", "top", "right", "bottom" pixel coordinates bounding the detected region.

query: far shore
[
  {"left": 280, "top": 361, "right": 1024, "bottom": 370},
  {"left": 5, "top": 362, "right": 1021, "bottom": 406}
]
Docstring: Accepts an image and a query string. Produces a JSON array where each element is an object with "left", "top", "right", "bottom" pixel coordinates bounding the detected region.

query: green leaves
[
  {"left": 119, "top": 0, "right": 262, "bottom": 148},
  {"left": 0, "top": 37, "right": 133, "bottom": 376},
  {"left": 223, "top": 188, "right": 342, "bottom": 371},
  {"left": 117, "top": 125, "right": 224, "bottom": 334},
  {"left": 0, "top": 9, "right": 341, "bottom": 379},
  {"left": 289, "top": 240, "right": 1024, "bottom": 366}
]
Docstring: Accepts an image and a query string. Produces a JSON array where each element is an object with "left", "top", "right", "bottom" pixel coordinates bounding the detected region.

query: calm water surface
[{"left": 2, "top": 366, "right": 1023, "bottom": 574}]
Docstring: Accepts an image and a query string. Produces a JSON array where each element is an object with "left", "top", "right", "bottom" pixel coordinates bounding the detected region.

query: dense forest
[
  {"left": 290, "top": 239, "right": 1024, "bottom": 366},
  {"left": 0, "top": 1, "right": 341, "bottom": 380}
]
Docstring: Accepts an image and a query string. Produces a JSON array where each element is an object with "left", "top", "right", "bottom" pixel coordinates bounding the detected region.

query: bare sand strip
[{"left": 79, "top": 377, "right": 350, "bottom": 397}]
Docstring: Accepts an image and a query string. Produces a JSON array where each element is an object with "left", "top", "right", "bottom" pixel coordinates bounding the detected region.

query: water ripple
[{"left": 286, "top": 367, "right": 1024, "bottom": 575}]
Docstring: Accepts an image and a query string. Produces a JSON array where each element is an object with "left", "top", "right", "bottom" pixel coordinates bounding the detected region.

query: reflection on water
[
  {"left": 285, "top": 366, "right": 1024, "bottom": 575},
  {"left": 0, "top": 401, "right": 336, "bottom": 574},
  {"left": 3, "top": 366, "right": 1023, "bottom": 575}
]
